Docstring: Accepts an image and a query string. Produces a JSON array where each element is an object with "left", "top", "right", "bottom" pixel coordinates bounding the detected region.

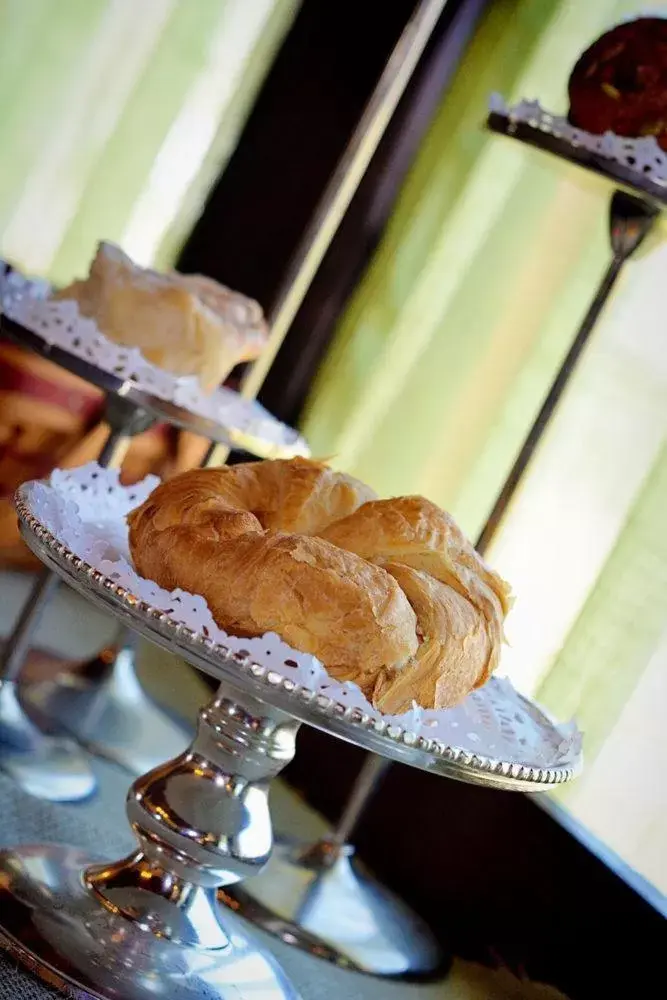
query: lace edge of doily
[{"left": 489, "top": 94, "right": 667, "bottom": 186}]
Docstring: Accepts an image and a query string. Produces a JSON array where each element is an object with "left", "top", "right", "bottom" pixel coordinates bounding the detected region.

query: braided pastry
[{"left": 127, "top": 458, "right": 511, "bottom": 712}]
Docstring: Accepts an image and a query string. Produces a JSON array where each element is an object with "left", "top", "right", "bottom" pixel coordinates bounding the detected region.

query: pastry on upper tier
[{"left": 55, "top": 242, "right": 268, "bottom": 392}]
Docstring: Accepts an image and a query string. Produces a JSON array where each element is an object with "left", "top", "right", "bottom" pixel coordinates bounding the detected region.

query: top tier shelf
[
  {"left": 0, "top": 266, "right": 308, "bottom": 459},
  {"left": 487, "top": 98, "right": 667, "bottom": 210}
]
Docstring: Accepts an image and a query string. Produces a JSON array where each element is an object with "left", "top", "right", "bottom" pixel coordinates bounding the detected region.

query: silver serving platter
[{"left": 15, "top": 483, "right": 582, "bottom": 791}]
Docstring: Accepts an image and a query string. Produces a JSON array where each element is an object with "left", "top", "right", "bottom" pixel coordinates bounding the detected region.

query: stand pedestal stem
[
  {"left": 0, "top": 572, "right": 58, "bottom": 685},
  {"left": 0, "top": 403, "right": 153, "bottom": 800},
  {"left": 476, "top": 191, "right": 655, "bottom": 553},
  {"left": 0, "top": 420, "right": 139, "bottom": 686},
  {"left": 325, "top": 754, "right": 391, "bottom": 850},
  {"left": 298, "top": 755, "right": 390, "bottom": 864},
  {"left": 20, "top": 388, "right": 196, "bottom": 775},
  {"left": 0, "top": 682, "right": 300, "bottom": 999}
]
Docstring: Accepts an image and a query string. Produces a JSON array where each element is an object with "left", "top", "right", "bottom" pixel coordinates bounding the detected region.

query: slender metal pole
[
  {"left": 0, "top": 573, "right": 60, "bottom": 684},
  {"left": 0, "top": 424, "right": 134, "bottom": 684},
  {"left": 475, "top": 262, "right": 625, "bottom": 552},
  {"left": 204, "top": 0, "right": 448, "bottom": 468}
]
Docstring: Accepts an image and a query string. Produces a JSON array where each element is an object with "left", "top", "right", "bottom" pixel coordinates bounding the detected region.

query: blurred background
[{"left": 0, "top": 0, "right": 665, "bottom": 995}]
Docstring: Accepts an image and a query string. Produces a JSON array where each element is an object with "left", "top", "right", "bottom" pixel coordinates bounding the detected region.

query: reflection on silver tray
[{"left": 14, "top": 474, "right": 582, "bottom": 792}]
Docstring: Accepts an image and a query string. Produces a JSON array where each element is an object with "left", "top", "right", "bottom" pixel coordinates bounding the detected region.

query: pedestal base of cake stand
[
  {"left": 24, "top": 643, "right": 192, "bottom": 776},
  {"left": 0, "top": 844, "right": 297, "bottom": 1000},
  {"left": 0, "top": 405, "right": 155, "bottom": 802},
  {"left": 8, "top": 463, "right": 582, "bottom": 997},
  {"left": 0, "top": 680, "right": 302, "bottom": 1000},
  {"left": 224, "top": 835, "right": 446, "bottom": 979}
]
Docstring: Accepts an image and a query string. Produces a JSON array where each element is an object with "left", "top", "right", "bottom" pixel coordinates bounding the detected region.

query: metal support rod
[
  {"left": 0, "top": 392, "right": 154, "bottom": 799},
  {"left": 325, "top": 754, "right": 391, "bottom": 850},
  {"left": 477, "top": 191, "right": 657, "bottom": 554},
  {"left": 315, "top": 190, "right": 659, "bottom": 854},
  {"left": 204, "top": 0, "right": 448, "bottom": 468},
  {"left": 96, "top": 426, "right": 131, "bottom": 470},
  {"left": 320, "top": 755, "right": 391, "bottom": 848},
  {"left": 0, "top": 424, "right": 131, "bottom": 684},
  {"left": 475, "top": 263, "right": 625, "bottom": 552},
  {"left": 0, "top": 572, "right": 59, "bottom": 685}
]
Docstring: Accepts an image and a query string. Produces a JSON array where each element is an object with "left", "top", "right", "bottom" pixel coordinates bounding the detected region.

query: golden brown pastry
[
  {"left": 127, "top": 458, "right": 511, "bottom": 712},
  {"left": 55, "top": 242, "right": 267, "bottom": 392},
  {"left": 372, "top": 564, "right": 493, "bottom": 714}
]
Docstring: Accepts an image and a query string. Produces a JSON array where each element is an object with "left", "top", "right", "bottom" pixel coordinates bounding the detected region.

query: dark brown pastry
[
  {"left": 568, "top": 18, "right": 667, "bottom": 151},
  {"left": 127, "top": 459, "right": 512, "bottom": 712}
]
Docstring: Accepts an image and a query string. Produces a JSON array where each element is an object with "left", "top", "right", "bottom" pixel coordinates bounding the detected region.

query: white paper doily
[
  {"left": 0, "top": 265, "right": 309, "bottom": 457},
  {"left": 19, "top": 463, "right": 582, "bottom": 774},
  {"left": 490, "top": 94, "right": 667, "bottom": 186}
]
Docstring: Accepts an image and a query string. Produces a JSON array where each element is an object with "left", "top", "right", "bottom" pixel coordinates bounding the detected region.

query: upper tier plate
[
  {"left": 487, "top": 97, "right": 667, "bottom": 209},
  {"left": 0, "top": 265, "right": 308, "bottom": 459},
  {"left": 14, "top": 465, "right": 582, "bottom": 791}
]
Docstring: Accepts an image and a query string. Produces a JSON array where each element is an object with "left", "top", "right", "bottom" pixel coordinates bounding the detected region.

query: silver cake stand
[
  {"left": 0, "top": 303, "right": 307, "bottom": 801},
  {"left": 0, "top": 475, "right": 581, "bottom": 1000},
  {"left": 226, "top": 102, "right": 667, "bottom": 979}
]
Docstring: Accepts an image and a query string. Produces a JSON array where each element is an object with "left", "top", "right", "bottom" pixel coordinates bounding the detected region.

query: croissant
[{"left": 127, "top": 458, "right": 511, "bottom": 712}]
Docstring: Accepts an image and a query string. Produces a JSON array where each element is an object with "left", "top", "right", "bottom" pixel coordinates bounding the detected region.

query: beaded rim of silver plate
[{"left": 14, "top": 466, "right": 583, "bottom": 791}]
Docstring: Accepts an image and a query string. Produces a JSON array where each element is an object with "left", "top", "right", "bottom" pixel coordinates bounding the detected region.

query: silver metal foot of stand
[
  {"left": 225, "top": 754, "right": 445, "bottom": 977},
  {"left": 25, "top": 638, "right": 193, "bottom": 775},
  {"left": 0, "top": 400, "right": 153, "bottom": 801},
  {"left": 0, "top": 684, "right": 300, "bottom": 999}
]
